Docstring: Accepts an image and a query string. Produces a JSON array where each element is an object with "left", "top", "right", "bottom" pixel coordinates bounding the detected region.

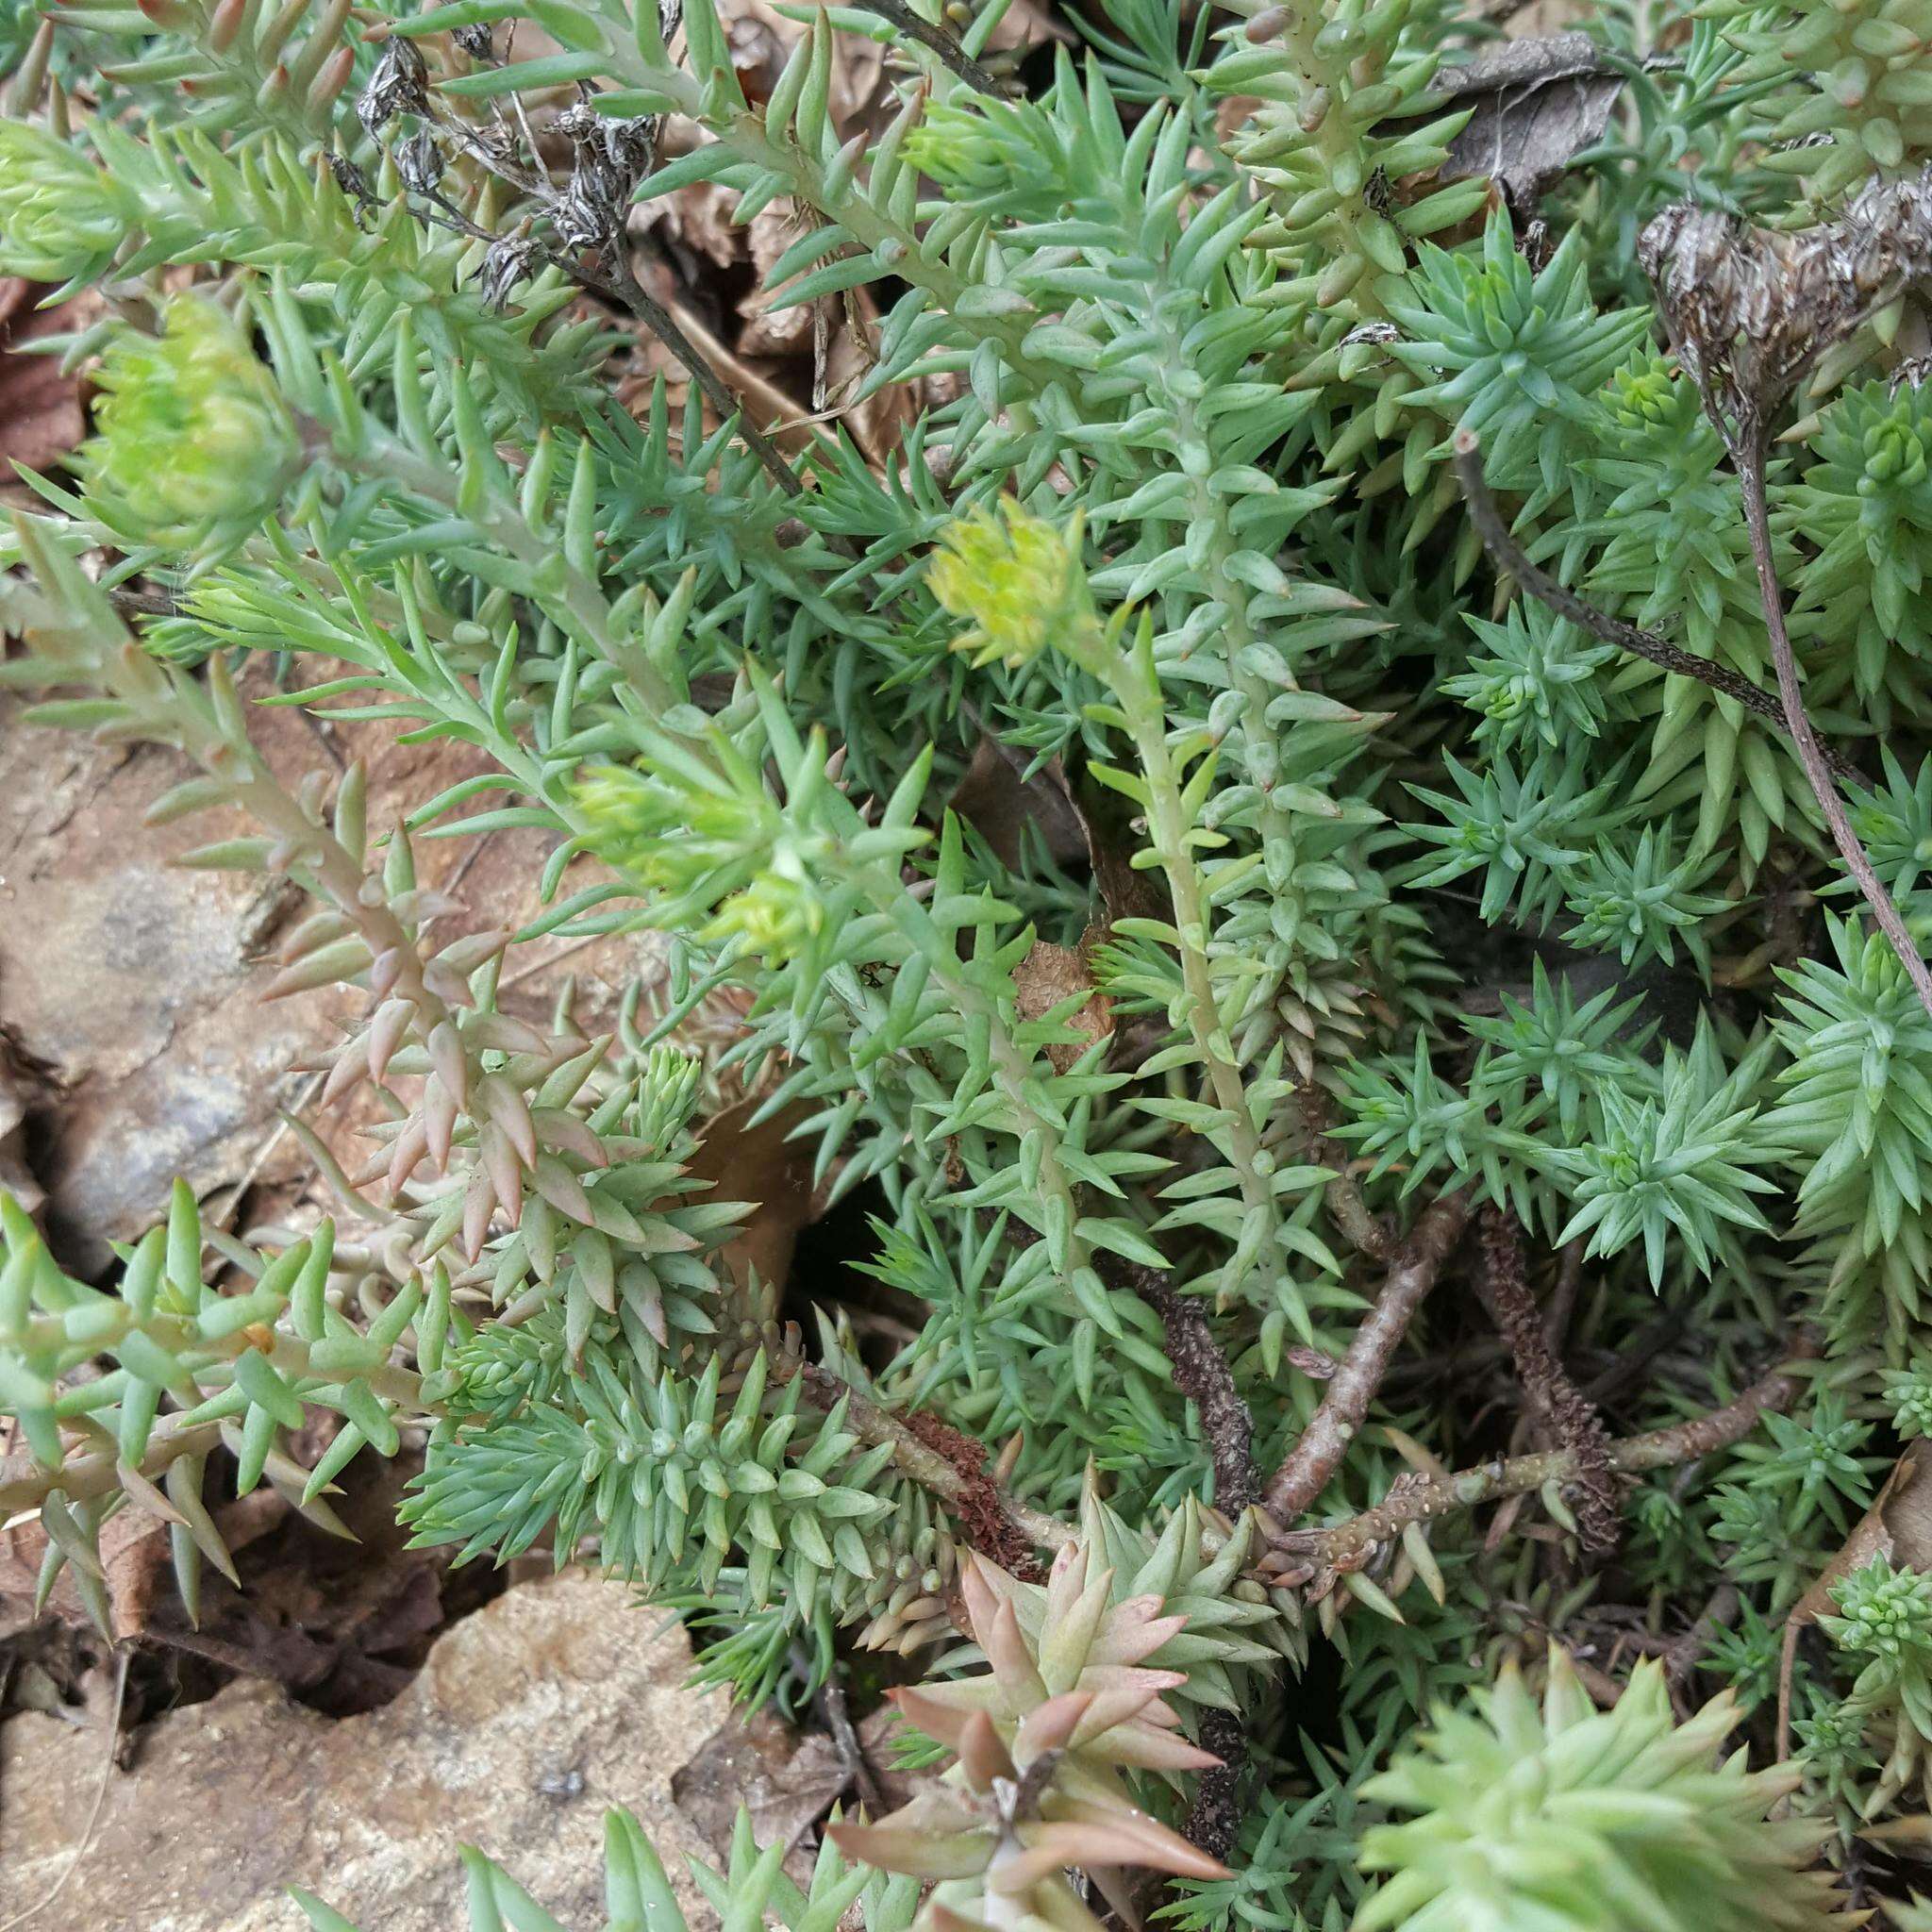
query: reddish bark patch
[{"left": 905, "top": 1409, "right": 1046, "bottom": 1581}]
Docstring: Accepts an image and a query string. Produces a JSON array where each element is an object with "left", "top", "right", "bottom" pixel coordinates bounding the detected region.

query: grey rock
[{"left": 0, "top": 1573, "right": 729, "bottom": 1932}]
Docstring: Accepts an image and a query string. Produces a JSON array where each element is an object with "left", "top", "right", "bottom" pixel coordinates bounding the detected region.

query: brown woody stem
[
  {"left": 1270, "top": 1339, "right": 1812, "bottom": 1574},
  {"left": 1476, "top": 1207, "right": 1619, "bottom": 1553},
  {"left": 1733, "top": 439, "right": 1932, "bottom": 1022},
  {"left": 1108, "top": 1260, "right": 1257, "bottom": 1514},
  {"left": 853, "top": 0, "right": 1006, "bottom": 93},
  {"left": 1301, "top": 1089, "right": 1397, "bottom": 1262},
  {"left": 1259, "top": 1190, "right": 1472, "bottom": 1524},
  {"left": 777, "top": 1350, "right": 1074, "bottom": 1557}
]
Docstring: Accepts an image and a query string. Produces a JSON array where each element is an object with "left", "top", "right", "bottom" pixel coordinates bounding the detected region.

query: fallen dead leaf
[
  {"left": 1778, "top": 1440, "right": 1932, "bottom": 1752},
  {"left": 1013, "top": 936, "right": 1114, "bottom": 1074},
  {"left": 1435, "top": 32, "right": 1628, "bottom": 208},
  {"left": 672, "top": 1706, "right": 854, "bottom": 1879},
  {"left": 946, "top": 735, "right": 1092, "bottom": 875},
  {"left": 0, "top": 280, "right": 93, "bottom": 486}
]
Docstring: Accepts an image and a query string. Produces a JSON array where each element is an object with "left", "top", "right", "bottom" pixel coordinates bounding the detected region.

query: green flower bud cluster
[
  {"left": 928, "top": 497, "right": 1098, "bottom": 670},
  {"left": 83, "top": 296, "right": 299, "bottom": 553},
  {"left": 0, "top": 122, "right": 128, "bottom": 283}
]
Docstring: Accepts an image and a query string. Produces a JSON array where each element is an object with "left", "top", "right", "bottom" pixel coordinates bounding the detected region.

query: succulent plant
[
  {"left": 1357, "top": 1648, "right": 1847, "bottom": 1932},
  {"left": 830, "top": 1538, "right": 1233, "bottom": 1931}
]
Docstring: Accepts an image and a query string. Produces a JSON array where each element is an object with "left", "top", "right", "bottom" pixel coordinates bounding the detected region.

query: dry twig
[
  {"left": 1263, "top": 1336, "right": 1814, "bottom": 1585},
  {"left": 1451, "top": 432, "right": 1864, "bottom": 786},
  {"left": 1476, "top": 1207, "right": 1619, "bottom": 1554},
  {"left": 1259, "top": 1190, "right": 1472, "bottom": 1524}
]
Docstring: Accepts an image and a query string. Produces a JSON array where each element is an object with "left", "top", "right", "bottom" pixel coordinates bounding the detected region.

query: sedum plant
[
  {"left": 1355, "top": 1648, "right": 1845, "bottom": 1932},
  {"left": 6, "top": 0, "right": 1932, "bottom": 1914}
]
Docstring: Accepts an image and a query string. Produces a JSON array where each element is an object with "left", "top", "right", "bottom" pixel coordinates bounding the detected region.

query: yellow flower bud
[{"left": 927, "top": 497, "right": 1093, "bottom": 669}]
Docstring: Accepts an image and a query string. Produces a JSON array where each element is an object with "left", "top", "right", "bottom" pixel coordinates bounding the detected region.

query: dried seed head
[
  {"left": 1640, "top": 169, "right": 1932, "bottom": 445},
  {"left": 393, "top": 129, "right": 442, "bottom": 195},
  {"left": 358, "top": 34, "right": 428, "bottom": 135},
  {"left": 327, "top": 151, "right": 373, "bottom": 208},
  {"left": 1891, "top": 355, "right": 1932, "bottom": 397},
  {"left": 477, "top": 232, "right": 541, "bottom": 310},
  {"left": 554, "top": 163, "right": 624, "bottom": 251}
]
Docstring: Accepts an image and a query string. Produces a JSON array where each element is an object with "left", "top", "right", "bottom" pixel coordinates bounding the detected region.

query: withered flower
[
  {"left": 477, "top": 231, "right": 541, "bottom": 311},
  {"left": 392, "top": 129, "right": 443, "bottom": 197},
  {"left": 1640, "top": 170, "right": 1932, "bottom": 446},
  {"left": 552, "top": 105, "right": 658, "bottom": 254},
  {"left": 358, "top": 34, "right": 428, "bottom": 137}
]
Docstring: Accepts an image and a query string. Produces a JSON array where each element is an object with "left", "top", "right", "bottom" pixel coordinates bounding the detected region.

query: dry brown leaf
[
  {"left": 0, "top": 280, "right": 92, "bottom": 485},
  {"left": 740, "top": 199, "right": 819, "bottom": 358},
  {"left": 0, "top": 1505, "right": 171, "bottom": 1645},
  {"left": 672, "top": 1707, "right": 854, "bottom": 1880},
  {"left": 1436, "top": 32, "right": 1627, "bottom": 208},
  {"left": 1777, "top": 1440, "right": 1932, "bottom": 1752},
  {"left": 945, "top": 737, "right": 1091, "bottom": 873},
  {"left": 687, "top": 1094, "right": 826, "bottom": 1298},
  {"left": 1013, "top": 937, "right": 1113, "bottom": 1074},
  {"left": 0, "top": 1044, "right": 45, "bottom": 1217}
]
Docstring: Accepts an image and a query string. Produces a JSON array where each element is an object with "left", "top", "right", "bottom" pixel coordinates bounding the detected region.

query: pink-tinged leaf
[
  {"left": 960, "top": 1551, "right": 1016, "bottom": 1642},
  {"left": 1065, "top": 1686, "right": 1167, "bottom": 1745},
  {"left": 908, "top": 1678, "right": 1004, "bottom": 1714},
  {"left": 1041, "top": 1557, "right": 1113, "bottom": 1692},
  {"left": 320, "top": 1038, "right": 368, "bottom": 1107},
  {"left": 927, "top": 1906, "right": 999, "bottom": 1932},
  {"left": 1085, "top": 1607, "right": 1189, "bottom": 1667},
  {"left": 958, "top": 1708, "right": 1017, "bottom": 1789},
  {"left": 1061, "top": 1663, "right": 1188, "bottom": 1700},
  {"left": 1087, "top": 1859, "right": 1141, "bottom": 1930},
  {"left": 993, "top": 1817, "right": 1230, "bottom": 1890},
  {"left": 426, "top": 1021, "right": 470, "bottom": 1111},
  {"left": 1041, "top": 1540, "right": 1098, "bottom": 1635},
  {"left": 479, "top": 1124, "right": 525, "bottom": 1229},
  {"left": 462, "top": 1170, "right": 495, "bottom": 1263},
  {"left": 1029, "top": 1874, "right": 1112, "bottom": 1932},
  {"left": 824, "top": 1821, "right": 992, "bottom": 1882},
  {"left": 986, "top": 1600, "right": 1049, "bottom": 1707},
  {"left": 424, "top": 1073, "right": 458, "bottom": 1170},
  {"left": 366, "top": 996, "right": 416, "bottom": 1085},
  {"left": 386, "top": 1116, "right": 429, "bottom": 1197},
  {"left": 531, "top": 1155, "right": 596, "bottom": 1225},
  {"left": 1016, "top": 1690, "right": 1094, "bottom": 1761},
  {"left": 889, "top": 1684, "right": 974, "bottom": 1750},
  {"left": 1042, "top": 1801, "right": 1233, "bottom": 1879},
  {"left": 1089, "top": 1721, "right": 1223, "bottom": 1773},
  {"left": 480, "top": 1072, "right": 538, "bottom": 1168}
]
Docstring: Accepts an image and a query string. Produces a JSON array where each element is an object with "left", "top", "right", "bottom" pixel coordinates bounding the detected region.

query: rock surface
[{"left": 0, "top": 1573, "right": 729, "bottom": 1932}]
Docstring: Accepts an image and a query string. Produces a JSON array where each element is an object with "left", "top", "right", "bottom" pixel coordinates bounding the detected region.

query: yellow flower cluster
[{"left": 927, "top": 497, "right": 1093, "bottom": 669}]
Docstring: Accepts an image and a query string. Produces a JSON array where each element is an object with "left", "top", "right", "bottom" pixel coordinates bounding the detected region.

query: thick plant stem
[
  {"left": 1259, "top": 1189, "right": 1471, "bottom": 1524},
  {"left": 780, "top": 1353, "right": 1074, "bottom": 1556},
  {"left": 1476, "top": 1206, "right": 1618, "bottom": 1554},
  {"left": 1268, "top": 1337, "right": 1813, "bottom": 1578},
  {"left": 1096, "top": 628, "right": 1282, "bottom": 1307},
  {"left": 1300, "top": 1089, "right": 1396, "bottom": 1261},
  {"left": 1733, "top": 440, "right": 1932, "bottom": 1022},
  {"left": 1105, "top": 1258, "right": 1257, "bottom": 1513}
]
